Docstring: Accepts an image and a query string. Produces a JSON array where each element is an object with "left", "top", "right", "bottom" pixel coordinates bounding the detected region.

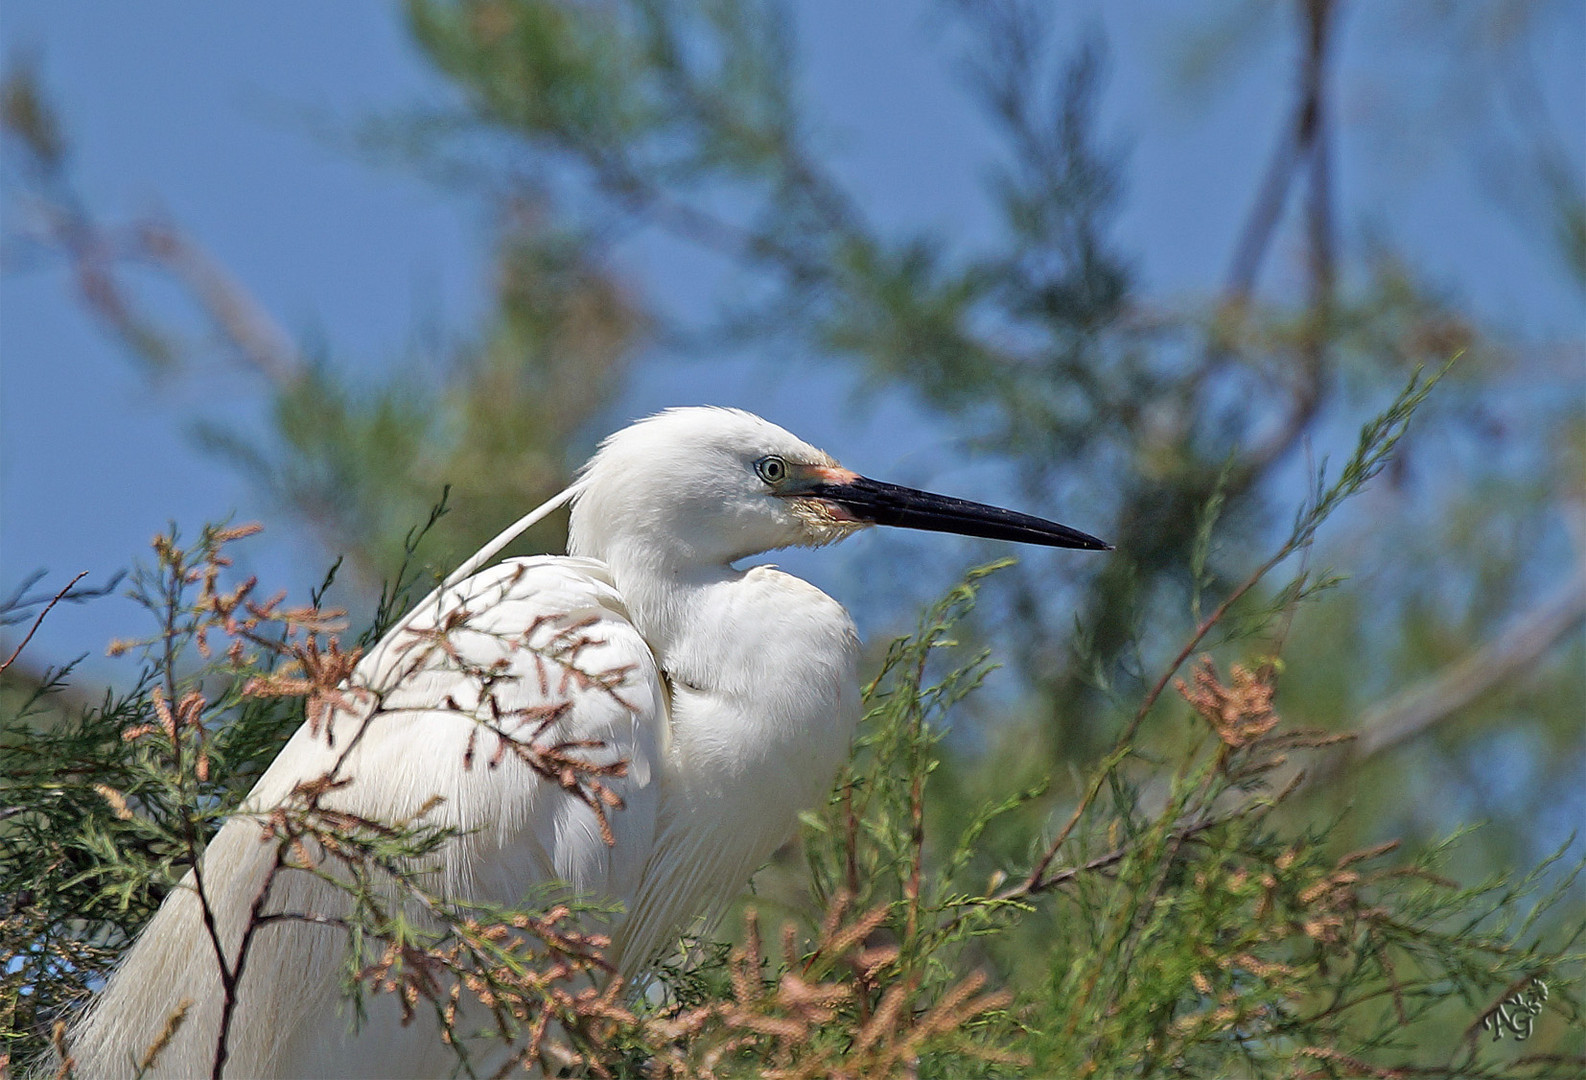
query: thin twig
[
  {"left": 0, "top": 570, "right": 87, "bottom": 674},
  {"left": 993, "top": 814, "right": 1227, "bottom": 905}
]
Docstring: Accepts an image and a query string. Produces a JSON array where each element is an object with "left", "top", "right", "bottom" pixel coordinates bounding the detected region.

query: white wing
[
  {"left": 70, "top": 556, "right": 665, "bottom": 1080},
  {"left": 305, "top": 555, "right": 664, "bottom": 908}
]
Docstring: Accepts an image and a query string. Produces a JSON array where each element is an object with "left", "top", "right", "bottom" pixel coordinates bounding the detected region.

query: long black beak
[{"left": 808, "top": 475, "right": 1112, "bottom": 551}]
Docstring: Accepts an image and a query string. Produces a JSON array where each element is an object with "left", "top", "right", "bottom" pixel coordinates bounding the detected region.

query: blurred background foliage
[{"left": 2, "top": 0, "right": 1582, "bottom": 1065}]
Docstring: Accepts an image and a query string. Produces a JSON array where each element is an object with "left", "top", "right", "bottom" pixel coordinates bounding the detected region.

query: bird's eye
[{"left": 754, "top": 455, "right": 788, "bottom": 485}]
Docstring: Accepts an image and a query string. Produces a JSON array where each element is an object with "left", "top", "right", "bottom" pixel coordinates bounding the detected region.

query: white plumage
[{"left": 66, "top": 407, "right": 1106, "bottom": 1078}]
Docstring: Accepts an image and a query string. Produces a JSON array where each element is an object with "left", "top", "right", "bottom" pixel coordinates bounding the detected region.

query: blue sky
[{"left": 2, "top": 0, "right": 1582, "bottom": 676}]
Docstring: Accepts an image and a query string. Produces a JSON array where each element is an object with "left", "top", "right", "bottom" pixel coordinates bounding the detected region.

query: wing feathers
[{"left": 69, "top": 556, "right": 666, "bottom": 1079}]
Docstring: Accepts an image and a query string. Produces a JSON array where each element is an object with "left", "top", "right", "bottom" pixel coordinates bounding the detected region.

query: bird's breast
[{"left": 659, "top": 567, "right": 861, "bottom": 812}]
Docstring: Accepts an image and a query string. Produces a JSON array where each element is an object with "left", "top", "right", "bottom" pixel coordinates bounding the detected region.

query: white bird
[{"left": 66, "top": 407, "right": 1107, "bottom": 1078}]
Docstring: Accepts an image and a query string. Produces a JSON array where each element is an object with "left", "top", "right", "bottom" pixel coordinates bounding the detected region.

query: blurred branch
[
  {"left": 0, "top": 569, "right": 126, "bottom": 628},
  {"left": 134, "top": 221, "right": 304, "bottom": 386},
  {"left": 24, "top": 202, "right": 305, "bottom": 384},
  {"left": 3, "top": 62, "right": 302, "bottom": 383},
  {"left": 1323, "top": 573, "right": 1586, "bottom": 778},
  {"left": 4, "top": 63, "right": 631, "bottom": 587},
  {"left": 1223, "top": 0, "right": 1336, "bottom": 302},
  {"left": 1222, "top": 0, "right": 1337, "bottom": 474},
  {"left": 1299, "top": 0, "right": 1336, "bottom": 339}
]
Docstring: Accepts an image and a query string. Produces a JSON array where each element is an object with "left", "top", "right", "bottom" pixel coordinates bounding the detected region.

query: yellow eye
[{"left": 754, "top": 455, "right": 788, "bottom": 485}]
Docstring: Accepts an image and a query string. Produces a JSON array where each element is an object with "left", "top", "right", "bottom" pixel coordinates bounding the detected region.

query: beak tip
[{"left": 1055, "top": 529, "right": 1111, "bottom": 552}]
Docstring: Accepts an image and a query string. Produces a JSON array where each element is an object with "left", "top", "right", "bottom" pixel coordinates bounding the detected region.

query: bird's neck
[{"left": 593, "top": 541, "right": 742, "bottom": 667}]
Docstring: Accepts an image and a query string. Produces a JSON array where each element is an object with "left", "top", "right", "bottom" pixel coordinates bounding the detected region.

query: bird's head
[{"left": 568, "top": 407, "right": 1110, "bottom": 569}]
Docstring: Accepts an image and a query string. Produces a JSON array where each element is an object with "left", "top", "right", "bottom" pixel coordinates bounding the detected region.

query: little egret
[{"left": 68, "top": 407, "right": 1108, "bottom": 1078}]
